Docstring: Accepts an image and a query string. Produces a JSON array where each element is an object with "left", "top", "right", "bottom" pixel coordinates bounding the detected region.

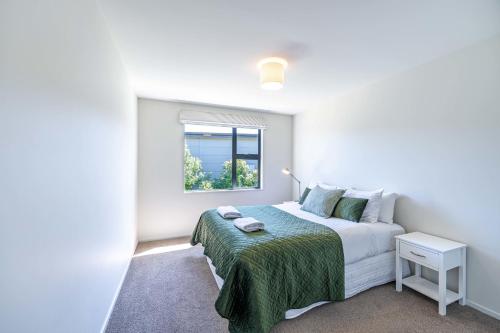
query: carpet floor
[{"left": 106, "top": 239, "right": 500, "bottom": 333}]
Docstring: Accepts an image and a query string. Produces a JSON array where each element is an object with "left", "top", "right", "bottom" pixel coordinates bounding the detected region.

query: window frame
[
  {"left": 232, "top": 128, "right": 262, "bottom": 190},
  {"left": 183, "top": 125, "right": 262, "bottom": 192}
]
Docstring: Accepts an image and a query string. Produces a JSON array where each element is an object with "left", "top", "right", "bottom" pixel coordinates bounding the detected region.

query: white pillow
[
  {"left": 307, "top": 181, "right": 318, "bottom": 189},
  {"left": 378, "top": 193, "right": 398, "bottom": 224},
  {"left": 318, "top": 182, "right": 341, "bottom": 190},
  {"left": 344, "top": 188, "right": 384, "bottom": 223}
]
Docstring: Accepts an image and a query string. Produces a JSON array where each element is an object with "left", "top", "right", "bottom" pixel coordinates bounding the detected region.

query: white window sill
[{"left": 184, "top": 187, "right": 263, "bottom": 194}]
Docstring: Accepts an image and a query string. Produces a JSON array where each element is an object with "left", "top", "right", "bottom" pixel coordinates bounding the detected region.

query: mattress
[{"left": 273, "top": 202, "right": 406, "bottom": 264}]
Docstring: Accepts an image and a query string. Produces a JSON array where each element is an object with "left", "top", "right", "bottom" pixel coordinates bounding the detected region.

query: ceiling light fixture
[{"left": 257, "top": 57, "right": 288, "bottom": 90}]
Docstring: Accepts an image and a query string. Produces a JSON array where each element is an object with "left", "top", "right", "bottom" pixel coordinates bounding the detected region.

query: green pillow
[
  {"left": 301, "top": 186, "right": 345, "bottom": 218},
  {"left": 299, "top": 187, "right": 311, "bottom": 205},
  {"left": 333, "top": 197, "right": 369, "bottom": 222}
]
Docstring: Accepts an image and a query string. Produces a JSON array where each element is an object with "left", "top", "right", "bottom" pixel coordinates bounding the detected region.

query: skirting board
[
  {"left": 100, "top": 244, "right": 136, "bottom": 333},
  {"left": 467, "top": 299, "right": 500, "bottom": 321}
]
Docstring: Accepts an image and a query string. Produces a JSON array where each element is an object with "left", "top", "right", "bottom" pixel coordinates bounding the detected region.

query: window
[{"left": 184, "top": 124, "right": 261, "bottom": 191}]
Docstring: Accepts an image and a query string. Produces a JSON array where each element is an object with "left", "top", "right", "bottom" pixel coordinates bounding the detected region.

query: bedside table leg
[
  {"left": 396, "top": 240, "right": 402, "bottom": 292},
  {"left": 438, "top": 266, "right": 447, "bottom": 315},
  {"left": 459, "top": 247, "right": 466, "bottom": 305},
  {"left": 415, "top": 263, "right": 421, "bottom": 277}
]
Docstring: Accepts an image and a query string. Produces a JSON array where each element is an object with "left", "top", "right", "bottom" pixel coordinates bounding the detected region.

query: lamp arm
[
  {"left": 289, "top": 173, "right": 300, "bottom": 183},
  {"left": 289, "top": 173, "right": 302, "bottom": 200}
]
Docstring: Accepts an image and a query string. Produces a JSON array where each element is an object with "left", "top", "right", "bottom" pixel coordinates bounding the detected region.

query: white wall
[
  {"left": 138, "top": 99, "right": 293, "bottom": 241},
  {"left": 294, "top": 35, "right": 500, "bottom": 318},
  {"left": 0, "top": 1, "right": 137, "bottom": 332}
]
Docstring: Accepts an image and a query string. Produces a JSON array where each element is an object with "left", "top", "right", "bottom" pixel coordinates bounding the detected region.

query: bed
[{"left": 191, "top": 202, "right": 410, "bottom": 333}]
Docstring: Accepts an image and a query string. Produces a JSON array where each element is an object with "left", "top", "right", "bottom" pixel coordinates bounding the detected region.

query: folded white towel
[
  {"left": 217, "top": 206, "right": 242, "bottom": 219},
  {"left": 234, "top": 217, "right": 264, "bottom": 232}
]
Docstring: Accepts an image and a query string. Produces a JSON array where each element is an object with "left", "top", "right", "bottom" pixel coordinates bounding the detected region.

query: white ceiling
[{"left": 99, "top": 0, "right": 500, "bottom": 114}]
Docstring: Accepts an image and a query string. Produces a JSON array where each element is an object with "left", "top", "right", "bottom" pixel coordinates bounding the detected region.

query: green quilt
[{"left": 191, "top": 205, "right": 345, "bottom": 333}]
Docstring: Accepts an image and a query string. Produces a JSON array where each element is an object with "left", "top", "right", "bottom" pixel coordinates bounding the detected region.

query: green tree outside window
[{"left": 185, "top": 146, "right": 258, "bottom": 191}]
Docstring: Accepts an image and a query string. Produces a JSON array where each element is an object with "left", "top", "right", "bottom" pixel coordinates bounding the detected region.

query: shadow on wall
[
  {"left": 394, "top": 195, "right": 458, "bottom": 234},
  {"left": 394, "top": 195, "right": 465, "bottom": 291}
]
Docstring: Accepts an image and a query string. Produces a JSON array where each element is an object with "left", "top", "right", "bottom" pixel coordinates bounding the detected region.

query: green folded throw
[
  {"left": 191, "top": 205, "right": 345, "bottom": 333},
  {"left": 333, "top": 197, "right": 369, "bottom": 222}
]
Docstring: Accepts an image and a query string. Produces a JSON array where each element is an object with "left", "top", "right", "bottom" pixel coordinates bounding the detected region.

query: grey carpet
[{"left": 106, "top": 245, "right": 500, "bottom": 333}]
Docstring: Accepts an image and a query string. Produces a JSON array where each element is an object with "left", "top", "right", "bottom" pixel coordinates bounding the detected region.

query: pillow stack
[{"left": 299, "top": 183, "right": 398, "bottom": 224}]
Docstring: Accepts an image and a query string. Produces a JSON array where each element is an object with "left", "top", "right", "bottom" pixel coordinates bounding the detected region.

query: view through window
[{"left": 184, "top": 124, "right": 261, "bottom": 191}]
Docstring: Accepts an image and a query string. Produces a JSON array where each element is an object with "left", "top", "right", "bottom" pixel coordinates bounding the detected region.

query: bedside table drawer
[{"left": 400, "top": 241, "right": 439, "bottom": 269}]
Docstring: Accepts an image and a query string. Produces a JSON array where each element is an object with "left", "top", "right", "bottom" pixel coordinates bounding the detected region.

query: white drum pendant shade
[{"left": 257, "top": 57, "right": 288, "bottom": 90}]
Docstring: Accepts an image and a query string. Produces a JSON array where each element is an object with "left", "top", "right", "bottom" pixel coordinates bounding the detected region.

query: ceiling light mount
[{"left": 257, "top": 57, "right": 288, "bottom": 90}]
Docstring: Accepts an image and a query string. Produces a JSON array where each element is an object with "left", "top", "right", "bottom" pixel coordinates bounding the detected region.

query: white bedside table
[{"left": 395, "top": 232, "right": 466, "bottom": 316}]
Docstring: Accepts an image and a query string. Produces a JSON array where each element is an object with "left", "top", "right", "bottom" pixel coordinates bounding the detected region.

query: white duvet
[{"left": 273, "top": 202, "right": 405, "bottom": 265}]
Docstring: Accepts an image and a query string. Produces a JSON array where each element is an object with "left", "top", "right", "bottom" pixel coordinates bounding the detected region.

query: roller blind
[{"left": 179, "top": 109, "right": 266, "bottom": 129}]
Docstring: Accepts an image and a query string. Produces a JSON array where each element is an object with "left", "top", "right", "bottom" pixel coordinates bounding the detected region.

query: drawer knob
[{"left": 410, "top": 250, "right": 426, "bottom": 258}]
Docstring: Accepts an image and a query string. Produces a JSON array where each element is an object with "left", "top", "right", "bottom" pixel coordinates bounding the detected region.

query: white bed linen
[{"left": 273, "top": 202, "right": 405, "bottom": 264}]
